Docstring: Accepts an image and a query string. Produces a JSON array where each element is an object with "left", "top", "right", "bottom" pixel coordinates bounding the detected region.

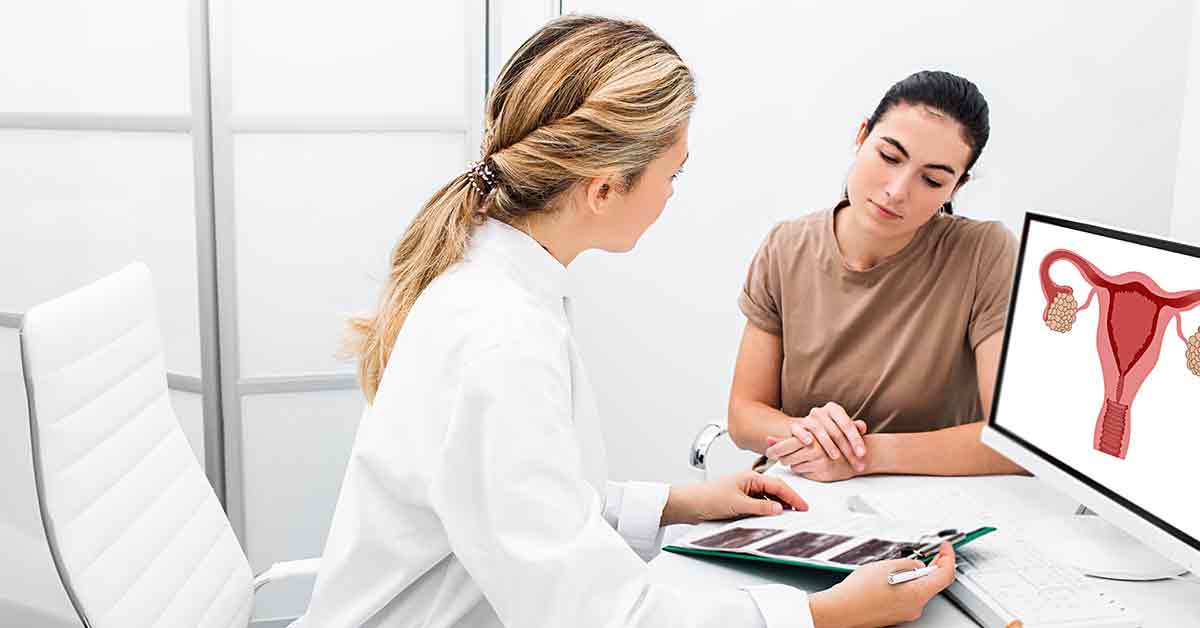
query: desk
[{"left": 648, "top": 473, "right": 1199, "bottom": 627}]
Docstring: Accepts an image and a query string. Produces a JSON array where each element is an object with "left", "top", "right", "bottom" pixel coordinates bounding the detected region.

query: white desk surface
[{"left": 648, "top": 473, "right": 1199, "bottom": 627}]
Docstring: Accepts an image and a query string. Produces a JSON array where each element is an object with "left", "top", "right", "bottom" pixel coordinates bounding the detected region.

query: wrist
[
  {"left": 809, "top": 588, "right": 864, "bottom": 628},
  {"left": 662, "top": 485, "right": 693, "bottom": 526},
  {"left": 863, "top": 433, "right": 895, "bottom": 475},
  {"left": 806, "top": 590, "right": 836, "bottom": 628}
]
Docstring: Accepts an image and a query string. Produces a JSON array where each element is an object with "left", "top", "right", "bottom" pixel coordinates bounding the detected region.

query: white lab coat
[{"left": 293, "top": 218, "right": 814, "bottom": 627}]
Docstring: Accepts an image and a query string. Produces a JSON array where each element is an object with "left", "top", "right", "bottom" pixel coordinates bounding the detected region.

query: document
[{"left": 664, "top": 510, "right": 994, "bottom": 574}]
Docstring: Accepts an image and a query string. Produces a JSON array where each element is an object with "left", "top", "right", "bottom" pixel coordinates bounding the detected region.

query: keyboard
[
  {"left": 849, "top": 485, "right": 1142, "bottom": 627},
  {"left": 950, "top": 536, "right": 1141, "bottom": 627}
]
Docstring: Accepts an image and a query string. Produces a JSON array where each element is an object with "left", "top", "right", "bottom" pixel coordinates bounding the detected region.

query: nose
[{"left": 884, "top": 171, "right": 914, "bottom": 205}]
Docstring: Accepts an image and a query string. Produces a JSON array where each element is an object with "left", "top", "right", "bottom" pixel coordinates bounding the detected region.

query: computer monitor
[{"left": 981, "top": 211, "right": 1200, "bottom": 579}]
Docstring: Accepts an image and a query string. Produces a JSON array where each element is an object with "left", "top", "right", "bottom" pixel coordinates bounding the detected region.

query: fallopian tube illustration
[{"left": 1039, "top": 249, "right": 1200, "bottom": 459}]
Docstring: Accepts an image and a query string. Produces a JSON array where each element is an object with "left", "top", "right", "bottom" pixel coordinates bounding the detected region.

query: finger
[
  {"left": 759, "top": 476, "right": 809, "bottom": 511},
  {"left": 737, "top": 492, "right": 784, "bottom": 517},
  {"left": 765, "top": 437, "right": 803, "bottom": 460},
  {"left": 816, "top": 412, "right": 861, "bottom": 470},
  {"left": 788, "top": 461, "right": 824, "bottom": 475},
  {"left": 804, "top": 414, "right": 843, "bottom": 461},
  {"left": 778, "top": 450, "right": 805, "bottom": 467},
  {"left": 914, "top": 543, "right": 957, "bottom": 593},
  {"left": 933, "top": 542, "right": 956, "bottom": 569},
  {"left": 825, "top": 403, "right": 867, "bottom": 461},
  {"left": 854, "top": 419, "right": 868, "bottom": 435},
  {"left": 806, "top": 413, "right": 844, "bottom": 461},
  {"left": 780, "top": 446, "right": 825, "bottom": 467},
  {"left": 766, "top": 436, "right": 778, "bottom": 446},
  {"left": 789, "top": 422, "right": 814, "bottom": 445}
]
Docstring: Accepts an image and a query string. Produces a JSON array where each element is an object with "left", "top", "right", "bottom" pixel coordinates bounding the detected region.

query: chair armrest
[
  {"left": 688, "top": 422, "right": 728, "bottom": 472},
  {"left": 253, "top": 558, "right": 321, "bottom": 592}
]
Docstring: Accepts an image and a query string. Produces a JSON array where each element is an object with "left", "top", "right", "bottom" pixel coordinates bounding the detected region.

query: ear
[
  {"left": 854, "top": 120, "right": 869, "bottom": 149},
  {"left": 583, "top": 176, "right": 617, "bottom": 216}
]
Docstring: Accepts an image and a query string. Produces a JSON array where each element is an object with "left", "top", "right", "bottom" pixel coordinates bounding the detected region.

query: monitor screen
[{"left": 990, "top": 212, "right": 1200, "bottom": 553}]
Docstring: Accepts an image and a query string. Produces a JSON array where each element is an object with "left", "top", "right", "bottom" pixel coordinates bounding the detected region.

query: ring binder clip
[{"left": 909, "top": 530, "right": 966, "bottom": 560}]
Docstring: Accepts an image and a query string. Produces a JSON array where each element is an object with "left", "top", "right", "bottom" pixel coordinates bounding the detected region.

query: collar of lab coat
[{"left": 468, "top": 217, "right": 568, "bottom": 311}]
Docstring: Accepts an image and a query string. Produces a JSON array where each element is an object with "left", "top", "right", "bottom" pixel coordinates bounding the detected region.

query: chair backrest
[{"left": 20, "top": 263, "right": 253, "bottom": 628}]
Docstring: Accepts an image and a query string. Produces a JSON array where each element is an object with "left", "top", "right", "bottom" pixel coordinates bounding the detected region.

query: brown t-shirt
[{"left": 739, "top": 202, "right": 1018, "bottom": 434}]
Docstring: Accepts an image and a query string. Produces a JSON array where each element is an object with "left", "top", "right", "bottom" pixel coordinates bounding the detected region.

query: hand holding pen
[{"left": 807, "top": 542, "right": 957, "bottom": 627}]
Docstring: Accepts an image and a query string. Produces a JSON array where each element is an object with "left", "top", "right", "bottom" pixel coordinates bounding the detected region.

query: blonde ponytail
[
  {"left": 346, "top": 175, "right": 479, "bottom": 402},
  {"left": 347, "top": 15, "right": 695, "bottom": 403}
]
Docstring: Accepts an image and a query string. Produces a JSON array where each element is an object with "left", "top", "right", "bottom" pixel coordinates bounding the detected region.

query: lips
[{"left": 870, "top": 200, "right": 902, "bottom": 219}]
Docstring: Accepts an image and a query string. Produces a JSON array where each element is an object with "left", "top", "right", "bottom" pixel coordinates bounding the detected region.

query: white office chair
[{"left": 19, "top": 263, "right": 318, "bottom": 627}]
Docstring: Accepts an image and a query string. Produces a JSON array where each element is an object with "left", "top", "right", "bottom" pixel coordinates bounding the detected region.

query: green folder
[{"left": 663, "top": 526, "right": 996, "bottom": 575}]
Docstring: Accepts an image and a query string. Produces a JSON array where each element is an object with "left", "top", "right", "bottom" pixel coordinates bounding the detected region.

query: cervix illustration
[{"left": 1039, "top": 249, "right": 1200, "bottom": 459}]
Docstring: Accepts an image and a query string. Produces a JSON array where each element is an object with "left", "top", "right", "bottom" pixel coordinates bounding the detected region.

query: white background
[
  {"left": 3, "top": 1, "right": 1200, "bottom": 623},
  {"left": 1173, "top": 2, "right": 1200, "bottom": 243},
  {"left": 995, "top": 219, "right": 1200, "bottom": 542}
]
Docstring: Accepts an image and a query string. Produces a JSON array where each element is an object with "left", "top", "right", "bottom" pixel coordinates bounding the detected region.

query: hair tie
[{"left": 466, "top": 160, "right": 497, "bottom": 197}]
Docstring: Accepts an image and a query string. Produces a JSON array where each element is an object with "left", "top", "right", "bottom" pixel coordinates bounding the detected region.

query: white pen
[{"left": 887, "top": 565, "right": 939, "bottom": 585}]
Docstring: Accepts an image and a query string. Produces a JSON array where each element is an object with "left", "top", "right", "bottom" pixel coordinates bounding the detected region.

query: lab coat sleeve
[
  {"left": 602, "top": 480, "right": 669, "bottom": 561},
  {"left": 428, "top": 341, "right": 815, "bottom": 628}
]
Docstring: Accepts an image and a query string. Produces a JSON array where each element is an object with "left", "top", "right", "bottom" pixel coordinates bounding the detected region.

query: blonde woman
[{"left": 295, "top": 16, "right": 954, "bottom": 628}]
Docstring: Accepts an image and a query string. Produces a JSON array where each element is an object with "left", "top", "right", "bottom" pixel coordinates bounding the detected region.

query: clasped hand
[{"left": 765, "top": 401, "right": 869, "bottom": 482}]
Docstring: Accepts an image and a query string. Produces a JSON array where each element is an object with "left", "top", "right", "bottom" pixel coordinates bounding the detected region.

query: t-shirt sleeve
[
  {"left": 739, "top": 223, "right": 786, "bottom": 336},
  {"left": 968, "top": 221, "right": 1018, "bottom": 349}
]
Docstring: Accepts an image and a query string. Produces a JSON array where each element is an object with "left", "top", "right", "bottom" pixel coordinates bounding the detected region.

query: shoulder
[
  {"left": 772, "top": 209, "right": 826, "bottom": 243},
  {"left": 929, "top": 214, "right": 1016, "bottom": 262},
  {"left": 416, "top": 262, "right": 569, "bottom": 355},
  {"left": 754, "top": 208, "right": 829, "bottom": 258}
]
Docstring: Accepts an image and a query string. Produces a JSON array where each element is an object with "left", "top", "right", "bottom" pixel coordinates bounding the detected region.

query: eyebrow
[{"left": 880, "top": 137, "right": 957, "bottom": 176}]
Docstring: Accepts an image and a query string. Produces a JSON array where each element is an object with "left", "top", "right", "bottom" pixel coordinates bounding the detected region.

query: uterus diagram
[{"left": 1039, "top": 249, "right": 1200, "bottom": 459}]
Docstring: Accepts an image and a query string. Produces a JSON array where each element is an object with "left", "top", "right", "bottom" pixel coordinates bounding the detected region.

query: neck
[
  {"left": 833, "top": 203, "right": 919, "bottom": 271},
  {"left": 520, "top": 211, "right": 587, "bottom": 267}
]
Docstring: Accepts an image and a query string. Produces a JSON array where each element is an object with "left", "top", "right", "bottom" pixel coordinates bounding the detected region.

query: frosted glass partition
[
  {"left": 240, "top": 390, "right": 365, "bottom": 621},
  {"left": 231, "top": 0, "right": 468, "bottom": 119},
  {"left": 233, "top": 132, "right": 466, "bottom": 377},
  {"left": 0, "top": 0, "right": 190, "bottom": 115},
  {"left": 0, "top": 130, "right": 201, "bottom": 376},
  {"left": 169, "top": 389, "right": 206, "bottom": 466},
  {"left": 491, "top": 1, "right": 558, "bottom": 86}
]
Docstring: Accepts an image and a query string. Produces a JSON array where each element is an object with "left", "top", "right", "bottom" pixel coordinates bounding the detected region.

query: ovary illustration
[{"left": 1039, "top": 249, "right": 1200, "bottom": 459}]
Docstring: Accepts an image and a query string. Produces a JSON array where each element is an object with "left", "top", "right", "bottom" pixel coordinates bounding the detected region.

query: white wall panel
[
  {"left": 1171, "top": 3, "right": 1200, "bottom": 244},
  {"left": 240, "top": 390, "right": 365, "bottom": 621},
  {"left": 233, "top": 132, "right": 466, "bottom": 377},
  {"left": 0, "top": 130, "right": 201, "bottom": 377},
  {"left": 0, "top": 0, "right": 190, "bottom": 115},
  {"left": 231, "top": 0, "right": 467, "bottom": 118},
  {"left": 564, "top": 0, "right": 1195, "bottom": 484},
  {"left": 170, "top": 389, "right": 206, "bottom": 466}
]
